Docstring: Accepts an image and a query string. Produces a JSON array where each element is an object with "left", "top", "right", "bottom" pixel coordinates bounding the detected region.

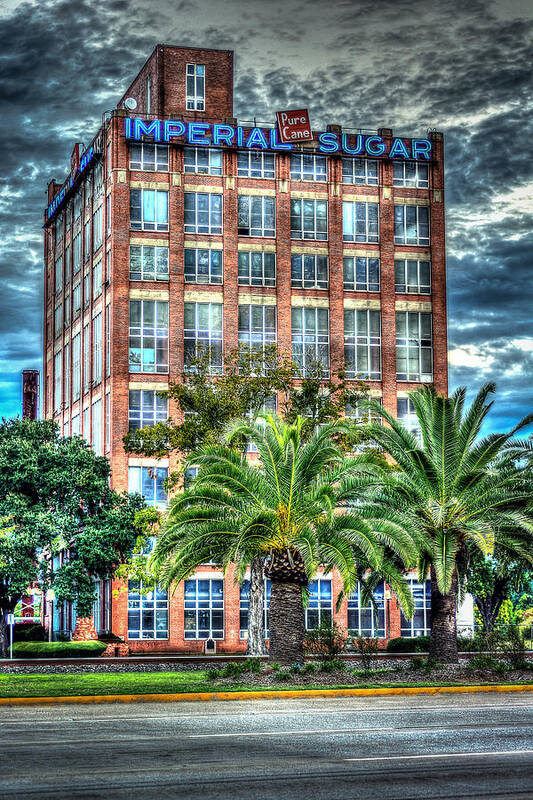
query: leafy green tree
[
  {"left": 0, "top": 418, "right": 145, "bottom": 655},
  {"left": 123, "top": 347, "right": 368, "bottom": 655},
  {"left": 150, "top": 415, "right": 416, "bottom": 664},
  {"left": 360, "top": 383, "right": 533, "bottom": 663},
  {"left": 466, "top": 549, "right": 533, "bottom": 634}
]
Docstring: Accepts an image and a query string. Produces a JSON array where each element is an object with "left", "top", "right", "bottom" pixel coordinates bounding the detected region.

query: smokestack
[{"left": 22, "top": 370, "right": 40, "bottom": 420}]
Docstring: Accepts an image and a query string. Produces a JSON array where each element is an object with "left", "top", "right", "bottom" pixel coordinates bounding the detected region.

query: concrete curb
[{"left": 1, "top": 683, "right": 533, "bottom": 706}]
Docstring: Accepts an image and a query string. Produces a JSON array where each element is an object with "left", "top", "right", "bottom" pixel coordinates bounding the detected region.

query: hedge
[
  {"left": 10, "top": 641, "right": 107, "bottom": 658},
  {"left": 386, "top": 636, "right": 430, "bottom": 653}
]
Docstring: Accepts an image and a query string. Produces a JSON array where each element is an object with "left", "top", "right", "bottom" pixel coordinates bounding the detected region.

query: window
[
  {"left": 82, "top": 407, "right": 90, "bottom": 442},
  {"left": 71, "top": 414, "right": 80, "bottom": 436},
  {"left": 129, "top": 389, "right": 168, "bottom": 431},
  {"left": 396, "top": 312, "right": 433, "bottom": 382},
  {"left": 72, "top": 333, "right": 81, "bottom": 400},
  {"left": 64, "top": 419, "right": 70, "bottom": 438},
  {"left": 92, "top": 313, "right": 102, "bottom": 385},
  {"left": 238, "top": 251, "right": 276, "bottom": 287},
  {"left": 93, "top": 206, "right": 103, "bottom": 251},
  {"left": 186, "top": 63, "right": 205, "bottom": 111},
  {"left": 237, "top": 150, "right": 275, "bottom": 179},
  {"left": 55, "top": 255, "right": 63, "bottom": 294},
  {"left": 343, "top": 201, "right": 379, "bottom": 243},
  {"left": 64, "top": 294, "right": 70, "bottom": 329},
  {"left": 291, "top": 254, "right": 328, "bottom": 289},
  {"left": 55, "top": 214, "right": 63, "bottom": 244},
  {"left": 291, "top": 307, "right": 329, "bottom": 377},
  {"left": 394, "top": 205, "right": 429, "bottom": 246},
  {"left": 347, "top": 581, "right": 385, "bottom": 637},
  {"left": 74, "top": 193, "right": 82, "bottom": 220},
  {"left": 83, "top": 324, "right": 90, "bottom": 394},
  {"left": 128, "top": 581, "right": 168, "bottom": 640},
  {"left": 184, "top": 192, "right": 222, "bottom": 234},
  {"left": 238, "top": 305, "right": 276, "bottom": 366},
  {"left": 128, "top": 465, "right": 168, "bottom": 507},
  {"left": 85, "top": 174, "right": 92, "bottom": 206},
  {"left": 94, "top": 163, "right": 103, "bottom": 198},
  {"left": 106, "top": 193, "right": 111, "bottom": 235},
  {"left": 401, "top": 578, "right": 431, "bottom": 636},
  {"left": 92, "top": 260, "right": 102, "bottom": 298},
  {"left": 92, "top": 399, "right": 102, "bottom": 456},
  {"left": 240, "top": 579, "right": 271, "bottom": 638},
  {"left": 106, "top": 142, "right": 111, "bottom": 175},
  {"left": 184, "top": 147, "right": 222, "bottom": 175},
  {"left": 345, "top": 400, "right": 382, "bottom": 454},
  {"left": 344, "top": 309, "right": 381, "bottom": 380},
  {"left": 73, "top": 283, "right": 81, "bottom": 316},
  {"left": 290, "top": 153, "right": 327, "bottom": 182},
  {"left": 184, "top": 302, "right": 223, "bottom": 374},
  {"left": 83, "top": 272, "right": 90, "bottom": 308},
  {"left": 184, "top": 466, "right": 199, "bottom": 490},
  {"left": 342, "top": 158, "right": 378, "bottom": 185},
  {"left": 129, "top": 300, "right": 169, "bottom": 373},
  {"left": 129, "top": 143, "right": 169, "bottom": 172},
  {"left": 54, "top": 305, "right": 62, "bottom": 338},
  {"left": 54, "top": 352, "right": 62, "bottom": 412},
  {"left": 84, "top": 220, "right": 91, "bottom": 258},
  {"left": 184, "top": 578, "right": 224, "bottom": 639},
  {"left": 129, "top": 245, "right": 169, "bottom": 281},
  {"left": 305, "top": 579, "right": 332, "bottom": 629},
  {"left": 393, "top": 161, "right": 429, "bottom": 188},
  {"left": 105, "top": 392, "right": 110, "bottom": 451},
  {"left": 64, "top": 245, "right": 71, "bottom": 286},
  {"left": 238, "top": 195, "right": 275, "bottom": 237},
  {"left": 130, "top": 189, "right": 168, "bottom": 231},
  {"left": 343, "top": 256, "right": 380, "bottom": 292},
  {"left": 397, "top": 397, "right": 422, "bottom": 442},
  {"left": 246, "top": 396, "right": 277, "bottom": 453},
  {"left": 105, "top": 304, "right": 110, "bottom": 377},
  {"left": 290, "top": 198, "right": 328, "bottom": 240},
  {"left": 106, "top": 249, "right": 111, "bottom": 283},
  {"left": 73, "top": 233, "right": 81, "bottom": 275},
  {"left": 184, "top": 248, "right": 222, "bottom": 284},
  {"left": 65, "top": 204, "right": 71, "bottom": 233},
  {"left": 394, "top": 259, "right": 431, "bottom": 294}
]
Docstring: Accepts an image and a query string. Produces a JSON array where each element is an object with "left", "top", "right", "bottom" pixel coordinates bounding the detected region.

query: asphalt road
[{"left": 1, "top": 693, "right": 533, "bottom": 799}]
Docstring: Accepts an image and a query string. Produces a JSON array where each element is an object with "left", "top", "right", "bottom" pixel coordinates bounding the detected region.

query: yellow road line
[{"left": 1, "top": 684, "right": 533, "bottom": 706}]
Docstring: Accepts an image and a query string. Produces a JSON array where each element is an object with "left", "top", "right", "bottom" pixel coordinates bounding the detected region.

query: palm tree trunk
[
  {"left": 269, "top": 579, "right": 305, "bottom": 665},
  {"left": 247, "top": 555, "right": 267, "bottom": 656},
  {"left": 429, "top": 566, "right": 458, "bottom": 663}
]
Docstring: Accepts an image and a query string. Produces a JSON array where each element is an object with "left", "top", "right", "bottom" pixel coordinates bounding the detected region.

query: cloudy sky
[{"left": 0, "top": 0, "right": 531, "bottom": 431}]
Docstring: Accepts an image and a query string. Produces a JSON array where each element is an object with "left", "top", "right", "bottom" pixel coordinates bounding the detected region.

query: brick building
[{"left": 43, "top": 45, "right": 448, "bottom": 651}]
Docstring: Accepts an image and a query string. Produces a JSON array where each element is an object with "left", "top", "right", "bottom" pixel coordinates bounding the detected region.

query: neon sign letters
[
  {"left": 46, "top": 145, "right": 96, "bottom": 220},
  {"left": 125, "top": 118, "right": 432, "bottom": 160}
]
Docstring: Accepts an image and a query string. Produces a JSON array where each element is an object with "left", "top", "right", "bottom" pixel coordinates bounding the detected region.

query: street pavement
[{"left": 1, "top": 692, "right": 533, "bottom": 799}]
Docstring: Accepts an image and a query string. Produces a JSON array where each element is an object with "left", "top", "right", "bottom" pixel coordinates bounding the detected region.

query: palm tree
[
  {"left": 360, "top": 383, "right": 533, "bottom": 663},
  {"left": 151, "top": 415, "right": 417, "bottom": 664}
]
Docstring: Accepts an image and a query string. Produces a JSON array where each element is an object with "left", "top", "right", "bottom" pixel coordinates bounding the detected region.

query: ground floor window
[
  {"left": 347, "top": 581, "right": 385, "bottom": 637},
  {"left": 305, "top": 579, "right": 332, "bottom": 629},
  {"left": 127, "top": 581, "right": 169, "bottom": 639},
  {"left": 400, "top": 578, "right": 431, "bottom": 636},
  {"left": 184, "top": 578, "right": 224, "bottom": 639},
  {"left": 239, "top": 579, "right": 271, "bottom": 638}
]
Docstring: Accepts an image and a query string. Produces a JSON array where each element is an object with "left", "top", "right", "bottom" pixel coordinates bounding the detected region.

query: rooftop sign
[
  {"left": 125, "top": 118, "right": 432, "bottom": 160},
  {"left": 276, "top": 109, "right": 313, "bottom": 143},
  {"left": 46, "top": 144, "right": 96, "bottom": 220}
]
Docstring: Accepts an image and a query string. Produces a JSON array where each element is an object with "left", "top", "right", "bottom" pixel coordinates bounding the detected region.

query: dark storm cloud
[{"left": 0, "top": 0, "right": 532, "bottom": 433}]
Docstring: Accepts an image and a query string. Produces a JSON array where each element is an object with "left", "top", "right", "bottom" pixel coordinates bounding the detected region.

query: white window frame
[
  {"left": 54, "top": 352, "right": 62, "bottom": 412},
  {"left": 184, "top": 147, "right": 222, "bottom": 175},
  {"left": 401, "top": 578, "right": 431, "bottom": 636},
  {"left": 237, "top": 150, "right": 275, "bottom": 179},
  {"left": 342, "top": 157, "right": 379, "bottom": 185},
  {"left": 72, "top": 333, "right": 81, "bottom": 400},
  {"left": 238, "top": 251, "right": 276, "bottom": 287},
  {"left": 291, "top": 306, "right": 330, "bottom": 378},
  {"left": 343, "top": 256, "right": 380, "bottom": 292},
  {"left": 393, "top": 160, "right": 429, "bottom": 188},
  {"left": 129, "top": 245, "right": 169, "bottom": 282},
  {"left": 92, "top": 313, "right": 102, "bottom": 386},
  {"left": 184, "top": 578, "right": 224, "bottom": 639},
  {"left": 92, "top": 259, "right": 102, "bottom": 298},
  {"left": 396, "top": 311, "right": 433, "bottom": 382},
  {"left": 238, "top": 304, "right": 277, "bottom": 366},
  {"left": 343, "top": 201, "right": 379, "bottom": 243},
  {"left": 290, "top": 153, "right": 327, "bottom": 182},
  {"left": 347, "top": 581, "right": 385, "bottom": 637},
  {"left": 184, "top": 302, "right": 223, "bottom": 374},
  {"left": 344, "top": 308, "right": 382, "bottom": 380},
  {"left": 92, "top": 399, "right": 102, "bottom": 456},
  {"left": 291, "top": 254, "right": 328, "bottom": 289},
  {"left": 130, "top": 189, "right": 169, "bottom": 232},
  {"left": 394, "top": 259, "right": 431, "bottom": 295},
  {"left": 184, "top": 248, "right": 223, "bottom": 284},
  {"left": 184, "top": 192, "right": 222, "bottom": 235},
  {"left": 186, "top": 63, "right": 205, "bottom": 111},
  {"left": 128, "top": 389, "right": 168, "bottom": 431},
  {"left": 73, "top": 233, "right": 82, "bottom": 275},
  {"left": 127, "top": 581, "right": 169, "bottom": 640},
  {"left": 394, "top": 204, "right": 430, "bottom": 246},
  {"left": 290, "top": 198, "right": 328, "bottom": 240},
  {"left": 239, "top": 579, "right": 271, "bottom": 638},
  {"left": 128, "top": 465, "right": 168, "bottom": 508},
  {"left": 129, "top": 300, "right": 169, "bottom": 374},
  {"left": 305, "top": 578, "right": 332, "bottom": 629},
  {"left": 397, "top": 397, "right": 422, "bottom": 442},
  {"left": 238, "top": 195, "right": 276, "bottom": 238},
  {"left": 129, "top": 143, "right": 169, "bottom": 172}
]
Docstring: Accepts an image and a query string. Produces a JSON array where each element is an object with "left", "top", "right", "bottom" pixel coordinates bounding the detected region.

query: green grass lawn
[{"left": 1, "top": 671, "right": 532, "bottom": 699}]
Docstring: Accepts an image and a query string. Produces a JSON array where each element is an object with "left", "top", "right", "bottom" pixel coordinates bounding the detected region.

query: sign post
[
  {"left": 7, "top": 614, "right": 14, "bottom": 659},
  {"left": 276, "top": 109, "right": 313, "bottom": 144}
]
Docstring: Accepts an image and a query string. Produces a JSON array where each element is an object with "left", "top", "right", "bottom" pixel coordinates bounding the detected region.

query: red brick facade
[{"left": 43, "top": 45, "right": 446, "bottom": 653}]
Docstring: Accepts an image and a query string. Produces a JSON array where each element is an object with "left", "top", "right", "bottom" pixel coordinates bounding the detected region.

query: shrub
[
  {"left": 303, "top": 662, "right": 316, "bottom": 675},
  {"left": 11, "top": 641, "right": 107, "bottom": 658},
  {"left": 206, "top": 668, "right": 221, "bottom": 680},
  {"left": 498, "top": 624, "right": 528, "bottom": 669},
  {"left": 386, "top": 636, "right": 430, "bottom": 653},
  {"left": 353, "top": 636, "right": 379, "bottom": 673},
  {"left": 13, "top": 623, "right": 47, "bottom": 643},
  {"left": 468, "top": 654, "right": 508, "bottom": 673},
  {"left": 457, "top": 635, "right": 479, "bottom": 652},
  {"left": 318, "top": 658, "right": 345, "bottom": 673},
  {"left": 304, "top": 620, "right": 347, "bottom": 661},
  {"left": 246, "top": 657, "right": 262, "bottom": 674}
]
